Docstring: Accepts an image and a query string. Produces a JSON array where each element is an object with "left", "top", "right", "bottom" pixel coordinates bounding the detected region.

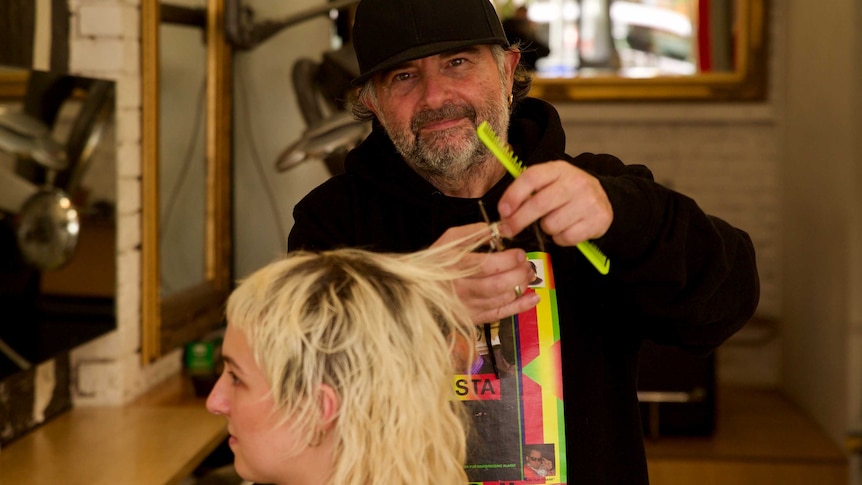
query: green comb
[{"left": 477, "top": 121, "right": 610, "bottom": 275}]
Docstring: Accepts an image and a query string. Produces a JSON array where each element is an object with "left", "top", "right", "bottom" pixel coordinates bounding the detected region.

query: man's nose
[{"left": 419, "top": 69, "right": 454, "bottom": 108}]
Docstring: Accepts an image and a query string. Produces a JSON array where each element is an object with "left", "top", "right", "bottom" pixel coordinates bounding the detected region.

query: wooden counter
[
  {"left": 0, "top": 374, "right": 227, "bottom": 485},
  {"left": 645, "top": 386, "right": 848, "bottom": 484},
  {"left": 0, "top": 381, "right": 847, "bottom": 484}
]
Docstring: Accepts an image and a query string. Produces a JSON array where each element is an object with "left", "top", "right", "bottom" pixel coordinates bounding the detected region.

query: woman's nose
[{"left": 205, "top": 375, "right": 229, "bottom": 416}]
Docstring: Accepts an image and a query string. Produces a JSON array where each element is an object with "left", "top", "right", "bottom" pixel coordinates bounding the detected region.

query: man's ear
[
  {"left": 317, "top": 383, "right": 340, "bottom": 428},
  {"left": 359, "top": 86, "right": 381, "bottom": 119},
  {"left": 504, "top": 48, "right": 521, "bottom": 92}
]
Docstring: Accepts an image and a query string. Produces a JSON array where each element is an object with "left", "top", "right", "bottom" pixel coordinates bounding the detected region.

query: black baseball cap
[{"left": 351, "top": 0, "right": 510, "bottom": 85}]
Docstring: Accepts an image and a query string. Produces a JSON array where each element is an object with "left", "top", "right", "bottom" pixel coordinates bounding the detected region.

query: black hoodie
[{"left": 289, "top": 97, "right": 759, "bottom": 484}]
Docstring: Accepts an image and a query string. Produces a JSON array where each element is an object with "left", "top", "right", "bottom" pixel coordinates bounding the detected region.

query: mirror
[
  {"left": 513, "top": 0, "right": 768, "bottom": 101},
  {"left": 318, "top": 0, "right": 766, "bottom": 100},
  {"left": 0, "top": 66, "right": 117, "bottom": 380},
  {"left": 141, "top": 0, "right": 232, "bottom": 363}
]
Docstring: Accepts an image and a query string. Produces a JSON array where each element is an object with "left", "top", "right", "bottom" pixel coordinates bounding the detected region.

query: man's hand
[
  {"left": 497, "top": 161, "right": 613, "bottom": 247},
  {"left": 432, "top": 223, "right": 540, "bottom": 325}
]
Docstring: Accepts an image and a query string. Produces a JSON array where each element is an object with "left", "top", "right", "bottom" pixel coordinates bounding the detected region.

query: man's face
[
  {"left": 527, "top": 450, "right": 545, "bottom": 471},
  {"left": 365, "top": 45, "right": 520, "bottom": 180}
]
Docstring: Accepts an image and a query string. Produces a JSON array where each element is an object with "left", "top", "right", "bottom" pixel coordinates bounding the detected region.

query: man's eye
[
  {"left": 450, "top": 58, "right": 466, "bottom": 67},
  {"left": 392, "top": 72, "right": 412, "bottom": 82}
]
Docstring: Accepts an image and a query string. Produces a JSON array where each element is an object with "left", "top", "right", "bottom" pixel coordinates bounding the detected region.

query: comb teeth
[{"left": 477, "top": 121, "right": 525, "bottom": 177}]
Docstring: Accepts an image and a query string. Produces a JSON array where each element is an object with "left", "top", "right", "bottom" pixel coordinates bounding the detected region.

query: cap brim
[{"left": 351, "top": 38, "right": 509, "bottom": 86}]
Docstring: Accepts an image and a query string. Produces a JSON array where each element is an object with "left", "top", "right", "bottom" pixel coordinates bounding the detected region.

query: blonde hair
[{"left": 226, "top": 244, "right": 480, "bottom": 485}]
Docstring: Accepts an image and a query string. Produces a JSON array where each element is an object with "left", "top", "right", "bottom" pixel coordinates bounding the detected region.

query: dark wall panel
[
  {"left": 0, "top": 0, "right": 69, "bottom": 72},
  {"left": 0, "top": 1, "right": 36, "bottom": 68}
]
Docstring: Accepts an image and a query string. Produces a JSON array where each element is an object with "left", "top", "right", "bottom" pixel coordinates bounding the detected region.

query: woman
[{"left": 206, "top": 244, "right": 482, "bottom": 485}]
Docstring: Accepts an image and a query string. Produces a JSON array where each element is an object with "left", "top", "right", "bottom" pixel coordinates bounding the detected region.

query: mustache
[{"left": 411, "top": 104, "right": 477, "bottom": 133}]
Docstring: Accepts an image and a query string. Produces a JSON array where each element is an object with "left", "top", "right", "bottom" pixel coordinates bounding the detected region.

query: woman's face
[{"left": 206, "top": 324, "right": 328, "bottom": 484}]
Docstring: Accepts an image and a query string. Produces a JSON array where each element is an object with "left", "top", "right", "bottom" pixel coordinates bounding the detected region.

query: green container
[{"left": 185, "top": 341, "right": 215, "bottom": 375}]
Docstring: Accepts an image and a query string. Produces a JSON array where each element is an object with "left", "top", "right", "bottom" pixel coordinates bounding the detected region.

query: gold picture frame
[{"left": 140, "top": 0, "right": 233, "bottom": 363}]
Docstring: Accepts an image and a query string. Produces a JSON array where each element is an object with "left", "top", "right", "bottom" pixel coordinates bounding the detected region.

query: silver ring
[{"left": 514, "top": 285, "right": 523, "bottom": 298}]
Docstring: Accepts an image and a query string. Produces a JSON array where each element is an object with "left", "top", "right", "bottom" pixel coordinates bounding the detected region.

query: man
[
  {"left": 288, "top": 0, "right": 760, "bottom": 483},
  {"left": 524, "top": 448, "right": 554, "bottom": 479}
]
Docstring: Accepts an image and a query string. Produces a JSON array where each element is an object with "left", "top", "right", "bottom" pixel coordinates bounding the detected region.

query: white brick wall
[
  {"left": 77, "top": 3, "right": 132, "bottom": 38},
  {"left": 67, "top": 0, "right": 180, "bottom": 406}
]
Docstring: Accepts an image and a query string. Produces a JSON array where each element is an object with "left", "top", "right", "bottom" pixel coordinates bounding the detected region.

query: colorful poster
[{"left": 458, "top": 252, "right": 567, "bottom": 485}]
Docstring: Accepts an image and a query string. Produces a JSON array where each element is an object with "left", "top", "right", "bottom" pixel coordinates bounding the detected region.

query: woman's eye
[{"left": 228, "top": 371, "right": 241, "bottom": 386}]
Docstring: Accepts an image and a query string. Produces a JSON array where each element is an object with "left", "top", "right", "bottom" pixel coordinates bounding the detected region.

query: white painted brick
[
  {"left": 116, "top": 211, "right": 141, "bottom": 252},
  {"left": 72, "top": 357, "right": 123, "bottom": 404},
  {"left": 116, "top": 177, "right": 141, "bottom": 215},
  {"left": 116, "top": 139, "right": 142, "bottom": 178},
  {"left": 72, "top": 0, "right": 140, "bottom": 7},
  {"left": 116, "top": 246, "right": 140, "bottom": 297},
  {"left": 116, "top": 245, "right": 140, "bottom": 286},
  {"left": 115, "top": 258, "right": 140, "bottom": 320},
  {"left": 122, "top": 37, "right": 140, "bottom": 74},
  {"left": 115, "top": 74, "right": 141, "bottom": 109},
  {"left": 76, "top": 2, "right": 141, "bottom": 40},
  {"left": 78, "top": 4, "right": 125, "bottom": 37},
  {"left": 114, "top": 307, "right": 142, "bottom": 355},
  {"left": 115, "top": 248, "right": 140, "bottom": 360},
  {"left": 114, "top": 106, "right": 141, "bottom": 144},
  {"left": 70, "top": 38, "right": 125, "bottom": 72},
  {"left": 122, "top": 5, "right": 139, "bottom": 39}
]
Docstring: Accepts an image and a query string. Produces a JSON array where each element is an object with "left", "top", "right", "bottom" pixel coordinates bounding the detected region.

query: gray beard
[
  {"left": 383, "top": 99, "right": 511, "bottom": 190},
  {"left": 397, "top": 104, "right": 483, "bottom": 179}
]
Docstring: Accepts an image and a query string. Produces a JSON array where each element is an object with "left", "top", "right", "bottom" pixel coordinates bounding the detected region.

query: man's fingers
[
  {"left": 497, "top": 161, "right": 613, "bottom": 244},
  {"left": 471, "top": 292, "right": 540, "bottom": 325},
  {"left": 453, "top": 249, "right": 539, "bottom": 324}
]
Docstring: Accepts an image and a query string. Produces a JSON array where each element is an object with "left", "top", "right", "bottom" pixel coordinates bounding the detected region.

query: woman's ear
[
  {"left": 318, "top": 383, "right": 340, "bottom": 427},
  {"left": 308, "top": 384, "right": 340, "bottom": 447}
]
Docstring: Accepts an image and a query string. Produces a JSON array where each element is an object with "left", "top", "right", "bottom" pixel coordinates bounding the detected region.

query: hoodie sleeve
[{"left": 573, "top": 153, "right": 760, "bottom": 353}]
